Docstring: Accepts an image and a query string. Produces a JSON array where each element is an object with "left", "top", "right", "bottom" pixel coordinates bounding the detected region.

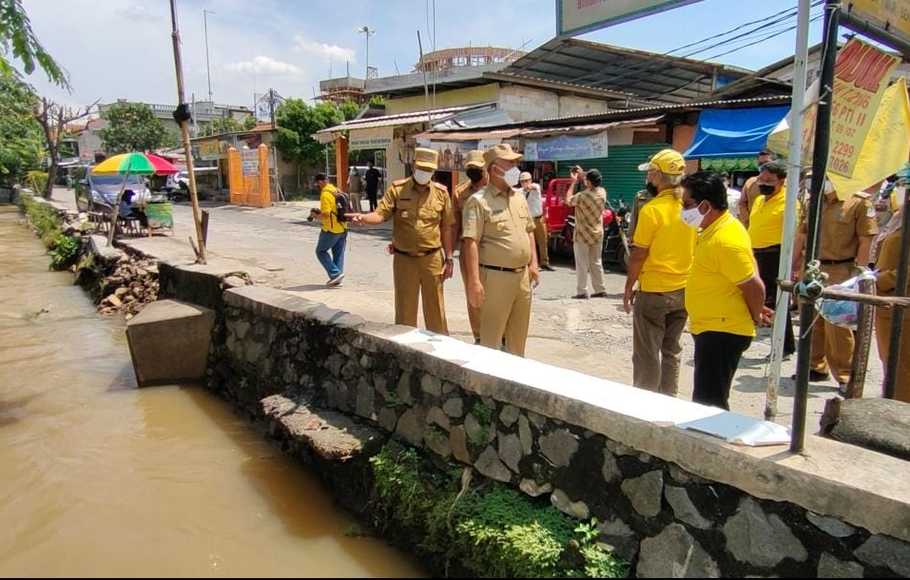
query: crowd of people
[{"left": 310, "top": 144, "right": 909, "bottom": 410}]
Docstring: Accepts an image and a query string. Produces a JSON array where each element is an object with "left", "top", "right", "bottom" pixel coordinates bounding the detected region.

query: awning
[
  {"left": 684, "top": 106, "right": 789, "bottom": 159},
  {"left": 315, "top": 103, "right": 495, "bottom": 144}
]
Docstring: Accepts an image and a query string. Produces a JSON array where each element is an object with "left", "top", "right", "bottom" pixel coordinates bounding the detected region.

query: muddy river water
[{"left": 0, "top": 206, "right": 422, "bottom": 577}]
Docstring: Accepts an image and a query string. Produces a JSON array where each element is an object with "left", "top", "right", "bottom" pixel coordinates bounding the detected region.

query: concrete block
[{"left": 126, "top": 299, "right": 215, "bottom": 386}]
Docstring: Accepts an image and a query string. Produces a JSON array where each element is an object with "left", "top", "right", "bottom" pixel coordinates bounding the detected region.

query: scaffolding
[{"left": 414, "top": 46, "right": 526, "bottom": 73}]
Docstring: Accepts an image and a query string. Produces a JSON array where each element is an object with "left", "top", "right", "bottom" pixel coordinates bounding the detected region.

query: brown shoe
[{"left": 541, "top": 264, "right": 556, "bottom": 272}]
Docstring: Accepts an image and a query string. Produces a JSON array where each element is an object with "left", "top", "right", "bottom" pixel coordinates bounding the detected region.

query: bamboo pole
[
  {"left": 170, "top": 0, "right": 207, "bottom": 264},
  {"left": 779, "top": 280, "right": 910, "bottom": 309}
]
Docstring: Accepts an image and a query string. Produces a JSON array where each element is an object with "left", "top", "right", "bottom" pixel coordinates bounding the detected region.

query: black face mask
[
  {"left": 645, "top": 183, "right": 658, "bottom": 196},
  {"left": 759, "top": 184, "right": 777, "bottom": 196},
  {"left": 466, "top": 168, "right": 484, "bottom": 184}
]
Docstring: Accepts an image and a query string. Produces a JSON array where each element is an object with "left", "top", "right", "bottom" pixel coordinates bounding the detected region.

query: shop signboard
[
  {"left": 523, "top": 132, "right": 608, "bottom": 161},
  {"left": 241, "top": 149, "right": 260, "bottom": 176},
  {"left": 197, "top": 139, "right": 226, "bottom": 161},
  {"left": 557, "top": 0, "right": 702, "bottom": 37},
  {"left": 845, "top": 0, "right": 910, "bottom": 48},
  {"left": 350, "top": 126, "right": 394, "bottom": 151}
]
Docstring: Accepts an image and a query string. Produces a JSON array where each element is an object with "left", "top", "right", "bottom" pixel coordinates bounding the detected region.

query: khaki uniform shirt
[
  {"left": 453, "top": 180, "right": 484, "bottom": 240},
  {"left": 738, "top": 176, "right": 761, "bottom": 221},
  {"left": 377, "top": 178, "right": 454, "bottom": 254},
  {"left": 462, "top": 185, "right": 535, "bottom": 269},
  {"left": 799, "top": 192, "right": 879, "bottom": 261}
]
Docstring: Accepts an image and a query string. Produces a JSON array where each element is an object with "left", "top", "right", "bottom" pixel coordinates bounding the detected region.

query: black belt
[
  {"left": 820, "top": 258, "right": 854, "bottom": 266},
  {"left": 481, "top": 264, "right": 526, "bottom": 273},
  {"left": 753, "top": 245, "right": 782, "bottom": 255},
  {"left": 393, "top": 246, "right": 441, "bottom": 258}
]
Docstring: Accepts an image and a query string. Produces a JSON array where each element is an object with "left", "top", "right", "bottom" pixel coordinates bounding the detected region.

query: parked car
[{"left": 75, "top": 172, "right": 157, "bottom": 212}]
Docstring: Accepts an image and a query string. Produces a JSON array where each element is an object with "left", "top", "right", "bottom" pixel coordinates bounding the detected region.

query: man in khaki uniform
[
  {"left": 462, "top": 144, "right": 540, "bottom": 356},
  {"left": 792, "top": 179, "right": 879, "bottom": 389},
  {"left": 352, "top": 148, "right": 455, "bottom": 334},
  {"left": 453, "top": 150, "right": 487, "bottom": 343}
]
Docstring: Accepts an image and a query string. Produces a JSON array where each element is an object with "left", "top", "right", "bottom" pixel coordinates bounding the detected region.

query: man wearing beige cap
[
  {"left": 351, "top": 148, "right": 455, "bottom": 334},
  {"left": 462, "top": 144, "right": 540, "bottom": 356},
  {"left": 520, "top": 171, "right": 554, "bottom": 272},
  {"left": 453, "top": 150, "right": 488, "bottom": 343},
  {"left": 624, "top": 148, "right": 695, "bottom": 396}
]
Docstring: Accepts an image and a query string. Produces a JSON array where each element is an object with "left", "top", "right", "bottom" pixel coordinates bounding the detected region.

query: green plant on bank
[
  {"left": 24, "top": 169, "right": 46, "bottom": 193},
  {"left": 19, "top": 194, "right": 80, "bottom": 270},
  {"left": 467, "top": 400, "right": 495, "bottom": 447},
  {"left": 369, "top": 444, "right": 628, "bottom": 578}
]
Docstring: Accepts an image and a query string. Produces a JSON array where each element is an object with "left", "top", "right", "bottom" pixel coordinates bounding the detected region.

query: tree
[
  {"left": 201, "top": 116, "right": 241, "bottom": 137},
  {"left": 0, "top": 74, "right": 43, "bottom": 186},
  {"left": 0, "top": 0, "right": 69, "bottom": 88},
  {"left": 243, "top": 115, "right": 257, "bottom": 130},
  {"left": 33, "top": 97, "right": 94, "bottom": 198},
  {"left": 274, "top": 99, "right": 344, "bottom": 188},
  {"left": 98, "top": 102, "right": 168, "bottom": 154}
]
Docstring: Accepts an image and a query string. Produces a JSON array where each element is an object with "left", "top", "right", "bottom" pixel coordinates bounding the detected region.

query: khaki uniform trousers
[
  {"left": 875, "top": 302, "right": 910, "bottom": 403},
  {"left": 633, "top": 289, "right": 688, "bottom": 396},
  {"left": 533, "top": 216, "right": 550, "bottom": 267},
  {"left": 393, "top": 251, "right": 448, "bottom": 335},
  {"left": 459, "top": 253, "right": 482, "bottom": 341},
  {"left": 479, "top": 267, "right": 532, "bottom": 357},
  {"left": 574, "top": 237, "right": 606, "bottom": 296},
  {"left": 810, "top": 263, "right": 855, "bottom": 383},
  {"left": 349, "top": 191, "right": 363, "bottom": 213}
]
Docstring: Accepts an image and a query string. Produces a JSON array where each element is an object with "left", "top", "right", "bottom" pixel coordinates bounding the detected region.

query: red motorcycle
[{"left": 543, "top": 178, "right": 630, "bottom": 273}]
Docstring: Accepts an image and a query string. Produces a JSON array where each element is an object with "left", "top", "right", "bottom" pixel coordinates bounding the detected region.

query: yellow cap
[
  {"left": 464, "top": 150, "right": 485, "bottom": 169},
  {"left": 638, "top": 149, "right": 686, "bottom": 176},
  {"left": 414, "top": 148, "right": 439, "bottom": 171},
  {"left": 484, "top": 143, "right": 522, "bottom": 166}
]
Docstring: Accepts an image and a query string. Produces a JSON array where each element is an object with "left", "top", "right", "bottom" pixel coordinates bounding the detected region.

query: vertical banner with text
[{"left": 828, "top": 38, "right": 900, "bottom": 177}]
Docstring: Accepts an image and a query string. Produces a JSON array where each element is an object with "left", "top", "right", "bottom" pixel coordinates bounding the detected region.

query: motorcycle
[{"left": 602, "top": 199, "right": 631, "bottom": 273}]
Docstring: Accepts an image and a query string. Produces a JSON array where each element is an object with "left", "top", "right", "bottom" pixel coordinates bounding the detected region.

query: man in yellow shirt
[
  {"left": 624, "top": 149, "right": 695, "bottom": 396},
  {"left": 681, "top": 172, "right": 769, "bottom": 409},
  {"left": 314, "top": 173, "right": 347, "bottom": 287},
  {"left": 748, "top": 160, "right": 795, "bottom": 356}
]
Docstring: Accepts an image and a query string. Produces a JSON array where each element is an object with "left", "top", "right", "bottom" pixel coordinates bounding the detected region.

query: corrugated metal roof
[
  {"left": 363, "top": 63, "right": 507, "bottom": 96},
  {"left": 317, "top": 103, "right": 495, "bottom": 135},
  {"left": 502, "top": 37, "right": 754, "bottom": 106},
  {"left": 417, "top": 116, "right": 665, "bottom": 142}
]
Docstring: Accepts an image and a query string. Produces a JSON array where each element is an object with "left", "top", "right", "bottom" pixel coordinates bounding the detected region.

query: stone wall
[{"left": 175, "top": 275, "right": 910, "bottom": 578}]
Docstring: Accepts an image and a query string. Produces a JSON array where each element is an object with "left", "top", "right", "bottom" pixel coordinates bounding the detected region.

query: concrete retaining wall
[{"left": 160, "top": 264, "right": 910, "bottom": 579}]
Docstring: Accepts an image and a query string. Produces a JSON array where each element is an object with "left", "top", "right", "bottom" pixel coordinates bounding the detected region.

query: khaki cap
[
  {"left": 414, "top": 147, "right": 439, "bottom": 171},
  {"left": 464, "top": 150, "right": 485, "bottom": 169},
  {"left": 484, "top": 143, "right": 522, "bottom": 166},
  {"left": 638, "top": 148, "right": 686, "bottom": 175},
  {"left": 519, "top": 172, "right": 533, "bottom": 182}
]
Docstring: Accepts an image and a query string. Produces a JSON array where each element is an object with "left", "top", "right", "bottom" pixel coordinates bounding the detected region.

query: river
[{"left": 0, "top": 206, "right": 422, "bottom": 577}]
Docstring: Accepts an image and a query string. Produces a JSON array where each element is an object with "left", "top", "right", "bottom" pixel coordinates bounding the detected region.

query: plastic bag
[{"left": 818, "top": 270, "right": 878, "bottom": 330}]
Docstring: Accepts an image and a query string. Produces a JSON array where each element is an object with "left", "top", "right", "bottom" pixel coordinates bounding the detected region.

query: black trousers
[
  {"left": 754, "top": 245, "right": 796, "bottom": 355},
  {"left": 367, "top": 188, "right": 378, "bottom": 212},
  {"left": 693, "top": 332, "right": 753, "bottom": 410}
]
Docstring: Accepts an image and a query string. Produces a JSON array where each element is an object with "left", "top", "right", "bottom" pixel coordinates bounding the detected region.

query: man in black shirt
[{"left": 365, "top": 160, "right": 382, "bottom": 212}]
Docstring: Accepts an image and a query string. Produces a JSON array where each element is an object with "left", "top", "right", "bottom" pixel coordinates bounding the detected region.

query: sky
[{"left": 21, "top": 0, "right": 827, "bottom": 110}]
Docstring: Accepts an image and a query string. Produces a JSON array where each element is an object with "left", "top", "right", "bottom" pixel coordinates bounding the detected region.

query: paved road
[{"left": 54, "top": 188, "right": 885, "bottom": 429}]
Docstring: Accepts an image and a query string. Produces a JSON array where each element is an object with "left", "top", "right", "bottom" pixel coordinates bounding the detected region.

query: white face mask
[
  {"left": 502, "top": 166, "right": 522, "bottom": 187},
  {"left": 413, "top": 170, "right": 433, "bottom": 185},
  {"left": 681, "top": 204, "right": 706, "bottom": 229}
]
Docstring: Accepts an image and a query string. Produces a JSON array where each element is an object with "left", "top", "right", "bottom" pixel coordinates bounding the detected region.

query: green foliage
[
  {"left": 201, "top": 115, "right": 250, "bottom": 137},
  {"left": 467, "top": 401, "right": 495, "bottom": 446},
  {"left": 19, "top": 193, "right": 81, "bottom": 270},
  {"left": 243, "top": 115, "right": 258, "bottom": 130},
  {"left": 274, "top": 98, "right": 344, "bottom": 170},
  {"left": 338, "top": 100, "right": 362, "bottom": 122},
  {"left": 369, "top": 444, "right": 628, "bottom": 578},
  {"left": 0, "top": 0, "right": 69, "bottom": 88},
  {"left": 99, "top": 102, "right": 168, "bottom": 154},
  {"left": 368, "top": 95, "right": 385, "bottom": 108},
  {"left": 0, "top": 74, "right": 43, "bottom": 184},
  {"left": 25, "top": 169, "right": 46, "bottom": 192}
]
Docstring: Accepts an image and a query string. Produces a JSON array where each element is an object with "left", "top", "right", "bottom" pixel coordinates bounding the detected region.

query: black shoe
[
  {"left": 591, "top": 292, "right": 608, "bottom": 298},
  {"left": 791, "top": 370, "right": 830, "bottom": 382},
  {"left": 837, "top": 383, "right": 849, "bottom": 397},
  {"left": 541, "top": 265, "right": 556, "bottom": 272},
  {"left": 572, "top": 293, "right": 589, "bottom": 300}
]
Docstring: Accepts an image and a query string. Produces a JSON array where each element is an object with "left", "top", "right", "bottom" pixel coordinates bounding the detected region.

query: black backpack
[{"left": 334, "top": 191, "right": 353, "bottom": 223}]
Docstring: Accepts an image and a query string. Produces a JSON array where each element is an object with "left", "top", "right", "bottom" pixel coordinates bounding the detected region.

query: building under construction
[
  {"left": 415, "top": 46, "right": 525, "bottom": 73},
  {"left": 319, "top": 76, "right": 368, "bottom": 104}
]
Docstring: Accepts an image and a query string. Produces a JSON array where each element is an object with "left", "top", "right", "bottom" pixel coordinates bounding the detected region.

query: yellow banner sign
[
  {"left": 847, "top": 0, "right": 910, "bottom": 46},
  {"left": 829, "top": 38, "right": 900, "bottom": 177},
  {"left": 557, "top": 0, "right": 702, "bottom": 37}
]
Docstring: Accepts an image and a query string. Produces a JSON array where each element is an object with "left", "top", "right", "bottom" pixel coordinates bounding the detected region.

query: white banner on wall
[{"left": 349, "top": 126, "right": 394, "bottom": 151}]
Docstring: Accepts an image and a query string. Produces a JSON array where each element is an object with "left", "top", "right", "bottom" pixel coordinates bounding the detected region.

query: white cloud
[
  {"left": 294, "top": 35, "right": 356, "bottom": 63},
  {"left": 225, "top": 56, "right": 302, "bottom": 76}
]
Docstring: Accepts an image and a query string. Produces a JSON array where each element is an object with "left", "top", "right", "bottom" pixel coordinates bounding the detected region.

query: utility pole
[
  {"left": 204, "top": 9, "right": 215, "bottom": 103},
  {"left": 358, "top": 26, "right": 375, "bottom": 80}
]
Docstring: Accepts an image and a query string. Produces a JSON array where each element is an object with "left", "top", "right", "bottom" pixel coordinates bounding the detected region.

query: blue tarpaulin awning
[{"left": 684, "top": 106, "right": 790, "bottom": 159}]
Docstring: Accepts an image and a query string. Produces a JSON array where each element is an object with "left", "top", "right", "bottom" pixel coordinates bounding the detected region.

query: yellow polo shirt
[
  {"left": 748, "top": 188, "right": 786, "bottom": 249},
  {"left": 633, "top": 189, "right": 696, "bottom": 292},
  {"left": 320, "top": 183, "right": 346, "bottom": 234},
  {"left": 686, "top": 212, "right": 757, "bottom": 337}
]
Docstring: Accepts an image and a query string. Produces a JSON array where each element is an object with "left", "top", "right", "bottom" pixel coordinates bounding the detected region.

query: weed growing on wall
[
  {"left": 369, "top": 443, "right": 628, "bottom": 578},
  {"left": 19, "top": 194, "right": 80, "bottom": 270}
]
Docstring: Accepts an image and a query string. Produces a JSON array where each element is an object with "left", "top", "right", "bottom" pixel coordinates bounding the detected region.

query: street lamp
[
  {"left": 357, "top": 25, "right": 375, "bottom": 80},
  {"left": 204, "top": 9, "right": 215, "bottom": 103}
]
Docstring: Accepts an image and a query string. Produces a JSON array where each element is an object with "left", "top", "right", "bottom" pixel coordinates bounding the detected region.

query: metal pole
[
  {"left": 766, "top": 0, "right": 812, "bottom": 420},
  {"left": 171, "top": 0, "right": 207, "bottom": 263},
  {"left": 884, "top": 186, "right": 910, "bottom": 398},
  {"left": 203, "top": 9, "right": 214, "bottom": 103},
  {"left": 791, "top": 0, "right": 840, "bottom": 453}
]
